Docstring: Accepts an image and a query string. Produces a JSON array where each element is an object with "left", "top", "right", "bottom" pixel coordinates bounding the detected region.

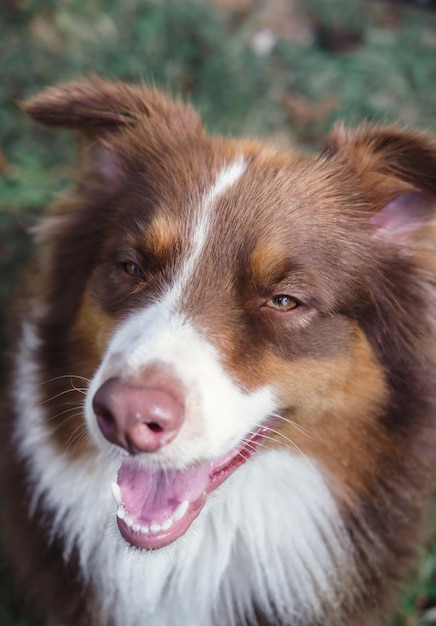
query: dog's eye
[
  {"left": 122, "top": 261, "right": 145, "bottom": 279},
  {"left": 263, "top": 295, "right": 299, "bottom": 311}
]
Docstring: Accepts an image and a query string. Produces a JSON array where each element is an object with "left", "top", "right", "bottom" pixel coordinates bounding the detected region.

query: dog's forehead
[
  {"left": 118, "top": 143, "right": 334, "bottom": 259},
  {"left": 100, "top": 128, "right": 371, "bottom": 322}
]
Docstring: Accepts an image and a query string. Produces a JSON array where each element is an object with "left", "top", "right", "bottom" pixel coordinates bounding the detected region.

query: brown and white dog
[{"left": 1, "top": 77, "right": 435, "bottom": 626}]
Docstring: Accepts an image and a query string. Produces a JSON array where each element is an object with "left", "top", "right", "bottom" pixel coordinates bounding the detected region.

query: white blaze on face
[
  {"left": 171, "top": 156, "right": 248, "bottom": 302},
  {"left": 85, "top": 157, "right": 276, "bottom": 466}
]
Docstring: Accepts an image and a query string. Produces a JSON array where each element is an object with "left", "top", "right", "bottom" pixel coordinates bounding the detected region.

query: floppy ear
[
  {"left": 326, "top": 124, "right": 436, "bottom": 246},
  {"left": 21, "top": 76, "right": 146, "bottom": 188},
  {"left": 21, "top": 76, "right": 202, "bottom": 188},
  {"left": 21, "top": 75, "right": 201, "bottom": 130}
]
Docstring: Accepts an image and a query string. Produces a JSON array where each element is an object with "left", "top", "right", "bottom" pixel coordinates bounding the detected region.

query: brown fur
[{"left": 1, "top": 77, "right": 435, "bottom": 625}]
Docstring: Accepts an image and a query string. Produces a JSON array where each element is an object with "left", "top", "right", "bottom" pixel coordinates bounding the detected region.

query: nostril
[
  {"left": 147, "top": 422, "right": 164, "bottom": 433},
  {"left": 94, "top": 403, "right": 117, "bottom": 443}
]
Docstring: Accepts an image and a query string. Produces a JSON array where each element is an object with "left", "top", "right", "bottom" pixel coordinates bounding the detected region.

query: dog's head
[{"left": 23, "top": 77, "right": 436, "bottom": 551}]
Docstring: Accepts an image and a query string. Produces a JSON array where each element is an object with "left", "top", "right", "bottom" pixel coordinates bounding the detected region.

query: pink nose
[{"left": 92, "top": 377, "right": 184, "bottom": 454}]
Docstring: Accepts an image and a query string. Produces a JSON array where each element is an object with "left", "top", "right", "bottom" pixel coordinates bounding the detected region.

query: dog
[{"left": 1, "top": 76, "right": 435, "bottom": 626}]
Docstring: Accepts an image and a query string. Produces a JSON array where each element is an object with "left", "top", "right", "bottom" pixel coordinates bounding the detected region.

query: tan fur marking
[
  {"left": 247, "top": 323, "right": 388, "bottom": 497},
  {"left": 142, "top": 213, "right": 181, "bottom": 259},
  {"left": 47, "top": 294, "right": 116, "bottom": 458},
  {"left": 249, "top": 243, "right": 291, "bottom": 288},
  {"left": 72, "top": 291, "right": 115, "bottom": 359}
]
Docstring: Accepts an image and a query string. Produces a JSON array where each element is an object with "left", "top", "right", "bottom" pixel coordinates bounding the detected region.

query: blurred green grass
[{"left": 1, "top": 0, "right": 436, "bottom": 624}]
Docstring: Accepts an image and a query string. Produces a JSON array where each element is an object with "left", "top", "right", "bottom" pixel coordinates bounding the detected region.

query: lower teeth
[{"left": 116, "top": 499, "right": 189, "bottom": 535}]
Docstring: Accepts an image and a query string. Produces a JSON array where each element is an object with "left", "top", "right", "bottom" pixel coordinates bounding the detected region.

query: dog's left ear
[{"left": 326, "top": 124, "right": 436, "bottom": 245}]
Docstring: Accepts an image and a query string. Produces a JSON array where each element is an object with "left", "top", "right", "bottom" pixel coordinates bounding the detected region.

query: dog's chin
[{"left": 113, "top": 426, "right": 271, "bottom": 550}]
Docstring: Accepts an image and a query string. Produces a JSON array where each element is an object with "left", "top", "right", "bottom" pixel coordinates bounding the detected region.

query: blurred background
[{"left": 1, "top": 0, "right": 436, "bottom": 624}]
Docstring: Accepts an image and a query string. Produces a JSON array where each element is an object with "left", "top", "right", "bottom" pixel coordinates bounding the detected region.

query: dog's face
[
  {"left": 23, "top": 78, "right": 435, "bottom": 552},
  {"left": 81, "top": 149, "right": 389, "bottom": 550}
]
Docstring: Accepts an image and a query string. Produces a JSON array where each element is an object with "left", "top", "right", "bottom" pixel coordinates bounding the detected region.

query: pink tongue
[{"left": 117, "top": 460, "right": 211, "bottom": 523}]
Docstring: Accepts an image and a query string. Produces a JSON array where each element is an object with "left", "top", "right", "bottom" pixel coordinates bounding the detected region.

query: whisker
[
  {"left": 64, "top": 423, "right": 90, "bottom": 456},
  {"left": 270, "top": 412, "right": 316, "bottom": 441},
  {"left": 45, "top": 404, "right": 86, "bottom": 422},
  {"left": 49, "top": 412, "right": 84, "bottom": 434},
  {"left": 240, "top": 440, "right": 258, "bottom": 453},
  {"left": 248, "top": 425, "right": 314, "bottom": 467},
  {"left": 40, "top": 387, "right": 87, "bottom": 405},
  {"left": 238, "top": 441, "right": 260, "bottom": 459},
  {"left": 235, "top": 449, "right": 250, "bottom": 462},
  {"left": 269, "top": 432, "right": 314, "bottom": 468},
  {"left": 41, "top": 374, "right": 91, "bottom": 385},
  {"left": 70, "top": 384, "right": 88, "bottom": 396}
]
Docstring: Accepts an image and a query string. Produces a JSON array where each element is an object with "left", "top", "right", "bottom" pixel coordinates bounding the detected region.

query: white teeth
[
  {"left": 173, "top": 500, "right": 189, "bottom": 522},
  {"left": 125, "top": 515, "right": 134, "bottom": 527},
  {"left": 115, "top": 497, "right": 190, "bottom": 534},
  {"left": 111, "top": 482, "right": 122, "bottom": 506},
  {"left": 150, "top": 522, "right": 162, "bottom": 533},
  {"left": 161, "top": 518, "right": 173, "bottom": 531}
]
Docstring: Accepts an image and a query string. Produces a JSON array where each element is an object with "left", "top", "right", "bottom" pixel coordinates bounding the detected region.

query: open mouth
[{"left": 111, "top": 426, "right": 269, "bottom": 550}]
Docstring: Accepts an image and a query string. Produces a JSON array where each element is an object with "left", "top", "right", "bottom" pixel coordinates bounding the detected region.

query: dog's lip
[
  {"left": 114, "top": 424, "right": 272, "bottom": 550},
  {"left": 208, "top": 425, "right": 271, "bottom": 484}
]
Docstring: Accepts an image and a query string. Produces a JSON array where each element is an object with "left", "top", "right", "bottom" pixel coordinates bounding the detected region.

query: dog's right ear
[
  {"left": 22, "top": 77, "right": 139, "bottom": 188},
  {"left": 21, "top": 76, "right": 202, "bottom": 188},
  {"left": 22, "top": 75, "right": 172, "bottom": 130}
]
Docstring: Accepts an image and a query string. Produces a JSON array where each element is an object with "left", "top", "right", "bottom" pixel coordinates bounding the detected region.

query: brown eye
[
  {"left": 264, "top": 295, "right": 299, "bottom": 311},
  {"left": 122, "top": 261, "right": 145, "bottom": 279}
]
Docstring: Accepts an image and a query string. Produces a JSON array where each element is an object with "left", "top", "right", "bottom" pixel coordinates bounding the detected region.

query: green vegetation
[{"left": 1, "top": 1, "right": 435, "bottom": 624}]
